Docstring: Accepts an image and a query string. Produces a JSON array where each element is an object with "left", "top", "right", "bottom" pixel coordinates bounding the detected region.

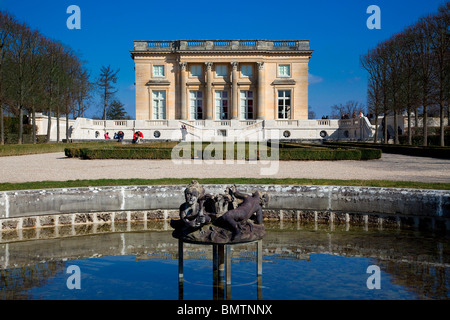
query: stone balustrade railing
[{"left": 133, "top": 40, "right": 310, "bottom": 52}]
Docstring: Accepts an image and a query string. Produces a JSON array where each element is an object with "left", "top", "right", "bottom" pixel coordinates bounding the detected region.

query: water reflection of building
[
  {"left": 379, "top": 260, "right": 449, "bottom": 299},
  {"left": 0, "top": 224, "right": 448, "bottom": 299},
  {"left": 0, "top": 261, "right": 65, "bottom": 299}
]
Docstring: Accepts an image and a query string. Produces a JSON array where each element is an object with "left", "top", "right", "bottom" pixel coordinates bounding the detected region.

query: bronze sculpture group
[{"left": 171, "top": 180, "right": 269, "bottom": 244}]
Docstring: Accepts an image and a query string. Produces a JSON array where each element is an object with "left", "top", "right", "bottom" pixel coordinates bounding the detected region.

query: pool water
[{"left": 1, "top": 221, "right": 449, "bottom": 300}]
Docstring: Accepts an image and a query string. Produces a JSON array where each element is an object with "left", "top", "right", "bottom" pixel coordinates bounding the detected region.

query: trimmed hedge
[
  {"left": 358, "top": 148, "right": 382, "bottom": 160},
  {"left": 278, "top": 148, "right": 362, "bottom": 160},
  {"left": 398, "top": 135, "right": 450, "bottom": 146},
  {"left": 65, "top": 147, "right": 173, "bottom": 159},
  {"left": 323, "top": 142, "right": 450, "bottom": 159},
  {"left": 83, "top": 147, "right": 173, "bottom": 159},
  {"left": 65, "top": 147, "right": 90, "bottom": 158},
  {"left": 65, "top": 144, "right": 380, "bottom": 161},
  {"left": 277, "top": 142, "right": 382, "bottom": 160}
]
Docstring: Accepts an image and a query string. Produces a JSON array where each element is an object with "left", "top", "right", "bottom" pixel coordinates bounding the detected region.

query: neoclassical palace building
[
  {"left": 34, "top": 40, "right": 376, "bottom": 142},
  {"left": 131, "top": 39, "right": 312, "bottom": 122}
]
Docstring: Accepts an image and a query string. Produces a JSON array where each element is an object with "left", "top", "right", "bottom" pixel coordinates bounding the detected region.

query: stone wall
[{"left": 0, "top": 184, "right": 449, "bottom": 232}]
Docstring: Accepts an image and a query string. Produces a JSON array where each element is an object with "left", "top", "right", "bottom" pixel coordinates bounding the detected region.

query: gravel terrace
[{"left": 0, "top": 152, "right": 449, "bottom": 184}]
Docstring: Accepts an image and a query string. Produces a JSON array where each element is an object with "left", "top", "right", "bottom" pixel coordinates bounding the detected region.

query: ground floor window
[
  {"left": 152, "top": 91, "right": 166, "bottom": 119},
  {"left": 240, "top": 90, "right": 254, "bottom": 120},
  {"left": 215, "top": 91, "right": 229, "bottom": 120},
  {"left": 190, "top": 90, "right": 203, "bottom": 120},
  {"left": 278, "top": 90, "right": 291, "bottom": 119}
]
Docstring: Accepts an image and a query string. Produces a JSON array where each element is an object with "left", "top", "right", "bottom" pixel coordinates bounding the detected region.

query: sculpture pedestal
[{"left": 177, "top": 239, "right": 263, "bottom": 300}]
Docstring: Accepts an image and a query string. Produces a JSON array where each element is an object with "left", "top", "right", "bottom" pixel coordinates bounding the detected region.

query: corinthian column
[
  {"left": 205, "top": 62, "right": 213, "bottom": 120},
  {"left": 179, "top": 62, "right": 187, "bottom": 120},
  {"left": 231, "top": 61, "right": 239, "bottom": 120},
  {"left": 257, "top": 62, "right": 265, "bottom": 120}
]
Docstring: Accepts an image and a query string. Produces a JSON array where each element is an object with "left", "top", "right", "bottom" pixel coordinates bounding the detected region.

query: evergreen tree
[{"left": 106, "top": 99, "right": 129, "bottom": 120}]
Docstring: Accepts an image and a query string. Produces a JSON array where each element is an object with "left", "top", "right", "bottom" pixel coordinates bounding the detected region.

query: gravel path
[{"left": 0, "top": 152, "right": 449, "bottom": 183}]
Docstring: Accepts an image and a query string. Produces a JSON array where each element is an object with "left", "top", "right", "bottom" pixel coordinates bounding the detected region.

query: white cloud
[
  {"left": 308, "top": 73, "right": 323, "bottom": 84},
  {"left": 347, "top": 76, "right": 361, "bottom": 84}
]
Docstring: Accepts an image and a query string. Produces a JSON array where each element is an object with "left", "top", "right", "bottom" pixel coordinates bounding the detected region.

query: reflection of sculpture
[{"left": 171, "top": 181, "right": 268, "bottom": 243}]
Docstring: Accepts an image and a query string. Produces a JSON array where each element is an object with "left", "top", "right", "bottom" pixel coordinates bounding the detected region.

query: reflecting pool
[{"left": 0, "top": 221, "right": 448, "bottom": 300}]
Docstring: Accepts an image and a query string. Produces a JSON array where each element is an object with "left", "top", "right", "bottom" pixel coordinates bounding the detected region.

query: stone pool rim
[{"left": 0, "top": 184, "right": 449, "bottom": 232}]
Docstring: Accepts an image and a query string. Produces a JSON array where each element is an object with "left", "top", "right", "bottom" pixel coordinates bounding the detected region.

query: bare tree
[
  {"left": 397, "top": 28, "right": 420, "bottom": 145},
  {"left": 361, "top": 48, "right": 385, "bottom": 143},
  {"left": 0, "top": 10, "right": 93, "bottom": 145},
  {"left": 97, "top": 65, "right": 119, "bottom": 121},
  {"left": 6, "top": 22, "right": 42, "bottom": 144},
  {"left": 363, "top": 44, "right": 391, "bottom": 143},
  {"left": 0, "top": 11, "right": 16, "bottom": 145},
  {"left": 42, "top": 40, "right": 63, "bottom": 143},
  {"left": 361, "top": 3, "right": 448, "bottom": 146},
  {"left": 429, "top": 3, "right": 450, "bottom": 146},
  {"left": 381, "top": 37, "right": 403, "bottom": 144},
  {"left": 366, "top": 77, "right": 382, "bottom": 142},
  {"left": 72, "top": 66, "right": 92, "bottom": 118},
  {"left": 410, "top": 16, "right": 435, "bottom": 146},
  {"left": 330, "top": 100, "right": 365, "bottom": 119}
]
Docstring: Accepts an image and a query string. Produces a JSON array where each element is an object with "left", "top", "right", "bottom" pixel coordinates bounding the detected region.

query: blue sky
[{"left": 0, "top": 0, "right": 446, "bottom": 119}]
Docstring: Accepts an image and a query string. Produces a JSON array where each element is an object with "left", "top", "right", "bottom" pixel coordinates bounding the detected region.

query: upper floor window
[
  {"left": 241, "top": 65, "right": 253, "bottom": 77},
  {"left": 153, "top": 65, "right": 165, "bottom": 77},
  {"left": 216, "top": 65, "right": 227, "bottom": 77},
  {"left": 190, "top": 65, "right": 202, "bottom": 77},
  {"left": 278, "top": 64, "right": 291, "bottom": 77}
]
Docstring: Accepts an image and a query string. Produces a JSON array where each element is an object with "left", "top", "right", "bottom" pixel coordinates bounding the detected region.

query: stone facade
[{"left": 131, "top": 40, "right": 312, "bottom": 122}]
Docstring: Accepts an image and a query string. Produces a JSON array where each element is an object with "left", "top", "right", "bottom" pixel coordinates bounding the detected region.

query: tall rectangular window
[
  {"left": 278, "top": 64, "right": 290, "bottom": 77},
  {"left": 215, "top": 91, "right": 228, "bottom": 120},
  {"left": 278, "top": 90, "right": 291, "bottom": 119},
  {"left": 241, "top": 65, "right": 252, "bottom": 77},
  {"left": 190, "top": 65, "right": 201, "bottom": 77},
  {"left": 216, "top": 65, "right": 227, "bottom": 77},
  {"left": 190, "top": 91, "right": 203, "bottom": 120},
  {"left": 152, "top": 91, "right": 166, "bottom": 119},
  {"left": 240, "top": 91, "right": 254, "bottom": 120},
  {"left": 153, "top": 65, "right": 165, "bottom": 77}
]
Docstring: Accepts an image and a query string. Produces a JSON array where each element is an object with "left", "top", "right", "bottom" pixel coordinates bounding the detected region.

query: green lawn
[
  {"left": 0, "top": 142, "right": 112, "bottom": 157},
  {"left": 0, "top": 178, "right": 448, "bottom": 192}
]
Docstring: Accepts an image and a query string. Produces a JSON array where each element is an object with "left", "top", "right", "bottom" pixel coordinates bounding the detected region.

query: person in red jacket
[{"left": 133, "top": 131, "right": 144, "bottom": 143}]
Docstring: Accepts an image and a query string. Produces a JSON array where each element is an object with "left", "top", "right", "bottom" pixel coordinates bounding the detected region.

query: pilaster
[
  {"left": 231, "top": 61, "right": 239, "bottom": 120},
  {"left": 179, "top": 62, "right": 187, "bottom": 120},
  {"left": 205, "top": 62, "right": 213, "bottom": 120},
  {"left": 257, "top": 62, "right": 265, "bottom": 120}
]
